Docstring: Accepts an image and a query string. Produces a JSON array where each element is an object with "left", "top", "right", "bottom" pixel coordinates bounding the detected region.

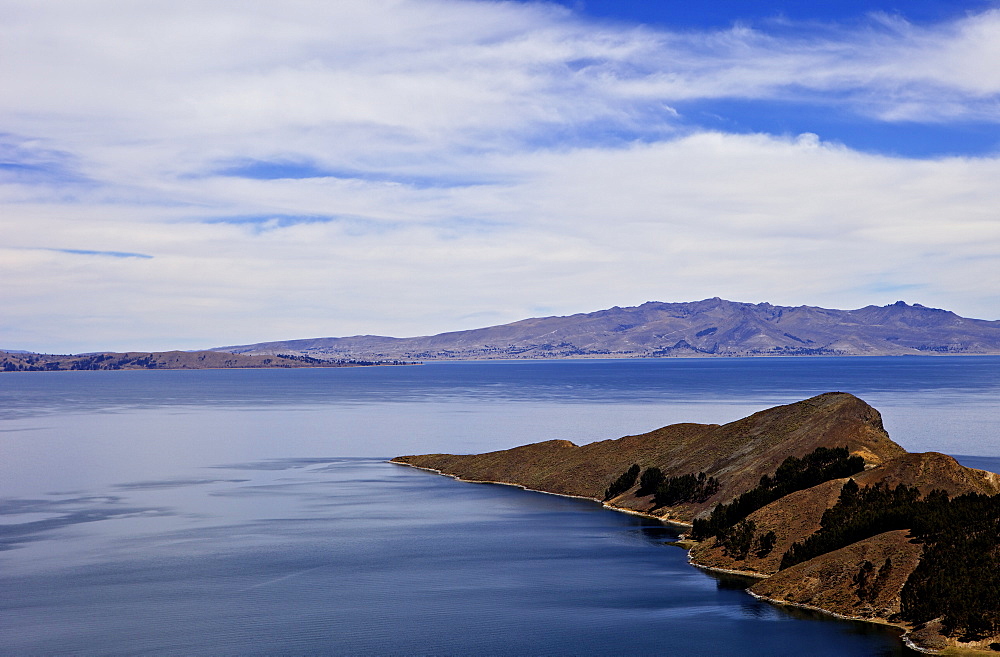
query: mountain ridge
[{"left": 215, "top": 298, "right": 1000, "bottom": 360}]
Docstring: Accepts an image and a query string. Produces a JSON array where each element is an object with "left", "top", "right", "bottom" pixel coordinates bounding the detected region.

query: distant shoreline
[
  {"left": 0, "top": 363, "right": 415, "bottom": 374},
  {"left": 7, "top": 352, "right": 1000, "bottom": 374},
  {"left": 0, "top": 349, "right": 417, "bottom": 373}
]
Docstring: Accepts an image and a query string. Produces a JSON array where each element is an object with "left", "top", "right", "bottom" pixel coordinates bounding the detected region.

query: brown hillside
[
  {"left": 854, "top": 451, "right": 1000, "bottom": 496},
  {"left": 749, "top": 519, "right": 1000, "bottom": 653},
  {"left": 393, "top": 392, "right": 905, "bottom": 523},
  {"left": 690, "top": 451, "right": 1000, "bottom": 577},
  {"left": 749, "top": 529, "right": 923, "bottom": 622},
  {"left": 688, "top": 477, "right": 847, "bottom": 576}
]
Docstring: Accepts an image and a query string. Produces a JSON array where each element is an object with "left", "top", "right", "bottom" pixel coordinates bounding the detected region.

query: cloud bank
[{"left": 2, "top": 0, "right": 999, "bottom": 351}]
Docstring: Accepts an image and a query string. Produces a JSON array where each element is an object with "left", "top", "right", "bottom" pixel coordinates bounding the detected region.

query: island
[{"left": 392, "top": 392, "right": 1000, "bottom": 654}]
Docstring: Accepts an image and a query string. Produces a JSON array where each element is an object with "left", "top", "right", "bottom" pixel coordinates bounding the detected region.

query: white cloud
[{"left": 1, "top": 0, "right": 999, "bottom": 351}]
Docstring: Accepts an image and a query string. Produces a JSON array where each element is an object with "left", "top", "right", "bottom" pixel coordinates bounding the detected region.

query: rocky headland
[{"left": 392, "top": 393, "right": 1000, "bottom": 654}]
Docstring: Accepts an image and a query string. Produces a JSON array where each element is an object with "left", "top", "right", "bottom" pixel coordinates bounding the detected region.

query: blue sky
[
  {"left": 2, "top": 0, "right": 999, "bottom": 352},
  {"left": 541, "top": 0, "right": 996, "bottom": 27},
  {"left": 549, "top": 0, "right": 1000, "bottom": 157}
]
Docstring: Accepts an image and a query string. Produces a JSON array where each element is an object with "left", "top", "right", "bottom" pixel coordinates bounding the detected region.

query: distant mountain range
[{"left": 216, "top": 298, "right": 1000, "bottom": 360}]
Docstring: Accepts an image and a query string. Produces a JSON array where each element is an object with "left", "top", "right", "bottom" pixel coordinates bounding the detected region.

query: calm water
[{"left": 1, "top": 357, "right": 999, "bottom": 655}]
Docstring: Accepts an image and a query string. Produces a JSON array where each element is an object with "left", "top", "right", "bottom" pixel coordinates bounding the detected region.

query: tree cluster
[
  {"left": 629, "top": 466, "right": 720, "bottom": 508},
  {"left": 853, "top": 557, "right": 893, "bottom": 604},
  {"left": 604, "top": 464, "right": 640, "bottom": 501},
  {"left": 901, "top": 492, "right": 1000, "bottom": 639},
  {"left": 779, "top": 479, "right": 920, "bottom": 570},
  {"left": 779, "top": 479, "right": 1000, "bottom": 639},
  {"left": 636, "top": 467, "right": 664, "bottom": 497},
  {"left": 692, "top": 446, "right": 864, "bottom": 541},
  {"left": 714, "top": 519, "right": 777, "bottom": 560},
  {"left": 652, "top": 471, "right": 720, "bottom": 508}
]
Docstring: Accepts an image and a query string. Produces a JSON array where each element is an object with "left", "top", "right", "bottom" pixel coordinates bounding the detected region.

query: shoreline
[
  {"left": 742, "top": 590, "right": 927, "bottom": 652},
  {"left": 390, "top": 459, "right": 955, "bottom": 654},
  {"left": 0, "top": 362, "right": 416, "bottom": 374},
  {"left": 389, "top": 460, "right": 694, "bottom": 528},
  {"left": 688, "top": 558, "right": 769, "bottom": 579}
]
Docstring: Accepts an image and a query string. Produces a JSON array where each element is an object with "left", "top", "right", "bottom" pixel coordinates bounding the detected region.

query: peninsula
[
  {"left": 392, "top": 393, "right": 1000, "bottom": 654},
  {"left": 217, "top": 298, "right": 1000, "bottom": 361}
]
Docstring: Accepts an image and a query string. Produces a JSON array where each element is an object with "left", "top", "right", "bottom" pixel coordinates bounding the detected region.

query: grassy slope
[{"left": 394, "top": 392, "right": 905, "bottom": 523}]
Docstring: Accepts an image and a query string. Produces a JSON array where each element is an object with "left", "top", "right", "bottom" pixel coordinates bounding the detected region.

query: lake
[{"left": 2, "top": 357, "right": 999, "bottom": 655}]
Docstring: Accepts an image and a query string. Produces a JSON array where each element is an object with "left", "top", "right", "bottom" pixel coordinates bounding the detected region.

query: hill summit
[{"left": 216, "top": 298, "right": 1000, "bottom": 360}]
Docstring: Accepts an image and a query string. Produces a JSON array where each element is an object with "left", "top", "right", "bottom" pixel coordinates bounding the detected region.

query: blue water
[{"left": 1, "top": 357, "right": 998, "bottom": 655}]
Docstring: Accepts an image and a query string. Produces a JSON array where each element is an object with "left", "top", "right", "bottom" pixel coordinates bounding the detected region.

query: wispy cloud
[
  {"left": 1, "top": 0, "right": 999, "bottom": 351},
  {"left": 45, "top": 248, "right": 154, "bottom": 259}
]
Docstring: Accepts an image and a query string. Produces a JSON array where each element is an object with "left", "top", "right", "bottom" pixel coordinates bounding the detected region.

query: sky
[{"left": 2, "top": 0, "right": 1000, "bottom": 353}]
